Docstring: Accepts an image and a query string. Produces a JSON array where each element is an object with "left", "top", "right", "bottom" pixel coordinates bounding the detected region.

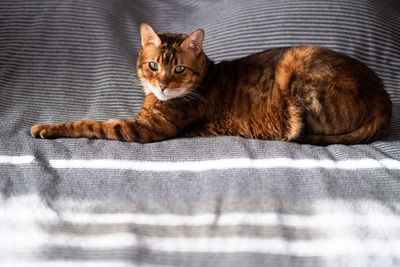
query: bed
[{"left": 1, "top": 0, "right": 400, "bottom": 266}]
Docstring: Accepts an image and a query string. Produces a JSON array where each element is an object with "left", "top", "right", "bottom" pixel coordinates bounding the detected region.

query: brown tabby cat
[{"left": 31, "top": 23, "right": 392, "bottom": 145}]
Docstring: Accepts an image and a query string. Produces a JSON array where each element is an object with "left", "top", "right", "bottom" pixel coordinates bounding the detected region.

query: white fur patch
[{"left": 139, "top": 79, "right": 189, "bottom": 101}]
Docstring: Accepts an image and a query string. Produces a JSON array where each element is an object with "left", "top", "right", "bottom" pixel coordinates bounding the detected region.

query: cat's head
[{"left": 137, "top": 23, "right": 208, "bottom": 101}]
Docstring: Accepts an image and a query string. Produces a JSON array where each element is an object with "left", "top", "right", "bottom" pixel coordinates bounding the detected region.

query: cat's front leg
[
  {"left": 31, "top": 118, "right": 177, "bottom": 143},
  {"left": 31, "top": 120, "right": 129, "bottom": 141}
]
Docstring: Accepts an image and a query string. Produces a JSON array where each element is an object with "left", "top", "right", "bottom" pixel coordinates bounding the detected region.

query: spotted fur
[{"left": 31, "top": 23, "right": 392, "bottom": 145}]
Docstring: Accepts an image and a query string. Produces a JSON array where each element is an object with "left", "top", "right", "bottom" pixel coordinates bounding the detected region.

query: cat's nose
[{"left": 159, "top": 82, "right": 168, "bottom": 91}]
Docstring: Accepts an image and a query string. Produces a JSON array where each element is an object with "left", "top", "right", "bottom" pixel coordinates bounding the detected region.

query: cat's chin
[
  {"left": 152, "top": 90, "right": 188, "bottom": 101},
  {"left": 153, "top": 92, "right": 174, "bottom": 101},
  {"left": 142, "top": 84, "right": 190, "bottom": 101}
]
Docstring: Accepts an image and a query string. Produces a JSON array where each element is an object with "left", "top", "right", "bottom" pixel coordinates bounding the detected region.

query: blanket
[{"left": 1, "top": 0, "right": 400, "bottom": 266}]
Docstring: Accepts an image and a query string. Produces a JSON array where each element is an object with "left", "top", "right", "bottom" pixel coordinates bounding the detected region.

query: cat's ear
[
  {"left": 140, "top": 23, "right": 161, "bottom": 47},
  {"left": 180, "top": 29, "right": 205, "bottom": 55}
]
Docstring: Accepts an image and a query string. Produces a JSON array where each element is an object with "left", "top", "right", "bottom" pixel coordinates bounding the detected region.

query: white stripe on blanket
[
  {"left": 47, "top": 158, "right": 400, "bottom": 171},
  {"left": 5, "top": 203, "right": 400, "bottom": 230},
  {"left": 0, "top": 262, "right": 171, "bottom": 267},
  {"left": 0, "top": 155, "right": 34, "bottom": 164},
  {"left": 2, "top": 233, "right": 400, "bottom": 257},
  {"left": 51, "top": 235, "right": 400, "bottom": 256},
  {"left": 1, "top": 155, "right": 399, "bottom": 171}
]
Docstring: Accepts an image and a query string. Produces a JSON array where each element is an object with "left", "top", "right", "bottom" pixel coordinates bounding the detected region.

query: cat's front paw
[{"left": 31, "top": 124, "right": 53, "bottom": 139}]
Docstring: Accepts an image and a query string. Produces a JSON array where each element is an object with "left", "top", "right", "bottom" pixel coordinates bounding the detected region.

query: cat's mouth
[
  {"left": 153, "top": 87, "right": 189, "bottom": 101},
  {"left": 140, "top": 81, "right": 190, "bottom": 101}
]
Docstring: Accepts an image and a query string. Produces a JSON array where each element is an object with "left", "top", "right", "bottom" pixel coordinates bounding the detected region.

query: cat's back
[
  {"left": 211, "top": 47, "right": 290, "bottom": 100},
  {"left": 273, "top": 46, "right": 392, "bottom": 144},
  {"left": 209, "top": 45, "right": 391, "bottom": 144}
]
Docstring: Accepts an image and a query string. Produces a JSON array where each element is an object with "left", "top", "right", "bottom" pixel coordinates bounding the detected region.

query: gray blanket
[{"left": 1, "top": 0, "right": 400, "bottom": 266}]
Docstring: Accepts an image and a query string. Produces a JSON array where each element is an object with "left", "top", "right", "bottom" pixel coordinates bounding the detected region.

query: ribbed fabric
[{"left": 0, "top": 0, "right": 400, "bottom": 266}]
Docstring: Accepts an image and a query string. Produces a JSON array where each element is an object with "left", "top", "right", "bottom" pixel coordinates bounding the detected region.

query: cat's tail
[{"left": 298, "top": 112, "right": 392, "bottom": 145}]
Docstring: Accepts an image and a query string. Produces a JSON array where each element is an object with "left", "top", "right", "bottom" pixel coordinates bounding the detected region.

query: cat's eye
[
  {"left": 149, "top": 62, "right": 159, "bottom": 71},
  {"left": 174, "top": 65, "right": 186, "bottom": 74}
]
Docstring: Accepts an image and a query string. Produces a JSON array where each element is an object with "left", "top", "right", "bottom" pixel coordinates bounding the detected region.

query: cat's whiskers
[
  {"left": 129, "top": 73, "right": 208, "bottom": 104},
  {"left": 185, "top": 89, "right": 208, "bottom": 104},
  {"left": 180, "top": 95, "right": 193, "bottom": 105}
]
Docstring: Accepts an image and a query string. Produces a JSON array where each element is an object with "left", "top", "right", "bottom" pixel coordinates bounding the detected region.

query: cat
[{"left": 31, "top": 23, "right": 392, "bottom": 145}]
